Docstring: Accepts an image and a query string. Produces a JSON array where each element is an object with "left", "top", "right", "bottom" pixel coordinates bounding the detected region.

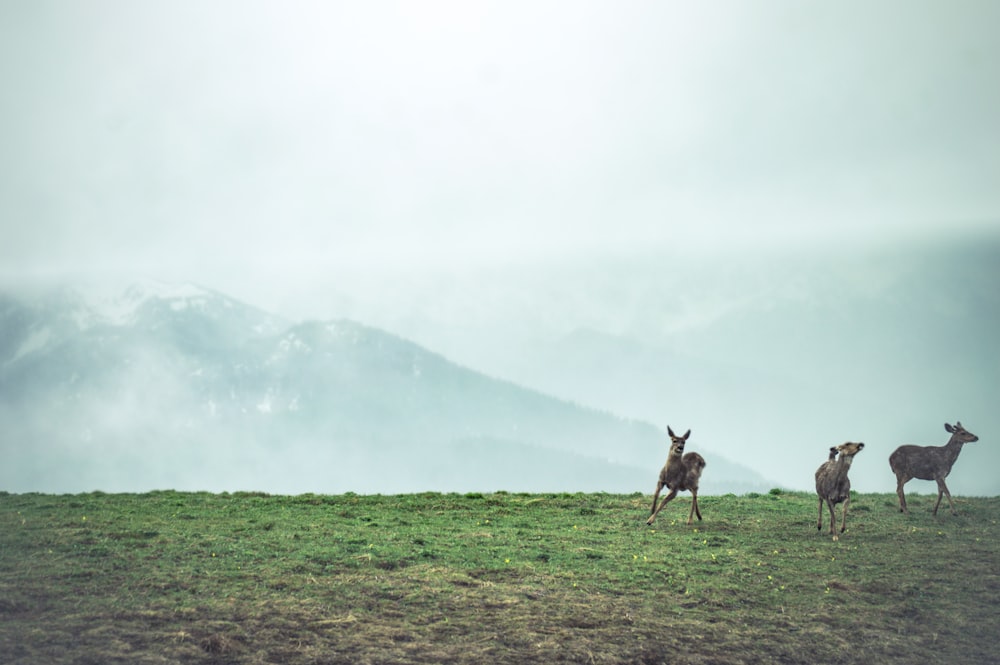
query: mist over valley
[
  {"left": 3, "top": 239, "right": 997, "bottom": 499},
  {"left": 1, "top": 281, "right": 778, "bottom": 495}
]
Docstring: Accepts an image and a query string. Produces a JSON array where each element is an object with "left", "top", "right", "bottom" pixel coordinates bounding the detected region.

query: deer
[
  {"left": 889, "top": 422, "right": 979, "bottom": 516},
  {"left": 646, "top": 427, "right": 706, "bottom": 526},
  {"left": 815, "top": 442, "right": 865, "bottom": 541}
]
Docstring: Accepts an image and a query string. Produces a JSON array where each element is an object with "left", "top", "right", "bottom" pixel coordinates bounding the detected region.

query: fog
[{"left": 2, "top": 2, "right": 999, "bottom": 495}]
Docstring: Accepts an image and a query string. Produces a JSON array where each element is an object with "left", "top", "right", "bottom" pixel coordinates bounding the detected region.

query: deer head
[
  {"left": 667, "top": 426, "right": 691, "bottom": 454},
  {"left": 836, "top": 442, "right": 865, "bottom": 458},
  {"left": 945, "top": 422, "right": 979, "bottom": 443}
]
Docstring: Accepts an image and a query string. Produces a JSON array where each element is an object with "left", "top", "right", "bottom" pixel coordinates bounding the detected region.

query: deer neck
[
  {"left": 665, "top": 451, "right": 688, "bottom": 474},
  {"left": 835, "top": 456, "right": 856, "bottom": 474},
  {"left": 943, "top": 437, "right": 967, "bottom": 463}
]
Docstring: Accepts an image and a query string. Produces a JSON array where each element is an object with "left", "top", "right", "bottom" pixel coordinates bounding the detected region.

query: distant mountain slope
[
  {"left": 0, "top": 282, "right": 775, "bottom": 494},
  {"left": 443, "top": 240, "right": 1000, "bottom": 495}
]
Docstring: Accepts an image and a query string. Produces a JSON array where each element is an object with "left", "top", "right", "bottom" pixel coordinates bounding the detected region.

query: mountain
[{"left": 0, "top": 281, "right": 775, "bottom": 494}]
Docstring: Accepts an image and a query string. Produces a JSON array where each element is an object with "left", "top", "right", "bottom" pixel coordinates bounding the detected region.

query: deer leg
[
  {"left": 943, "top": 484, "right": 956, "bottom": 515},
  {"left": 647, "top": 488, "right": 678, "bottom": 526},
  {"left": 895, "top": 476, "right": 910, "bottom": 514},
  {"left": 827, "top": 499, "right": 837, "bottom": 537},
  {"left": 687, "top": 491, "right": 702, "bottom": 525},
  {"left": 817, "top": 497, "right": 824, "bottom": 531},
  {"left": 933, "top": 479, "right": 956, "bottom": 516},
  {"left": 840, "top": 495, "right": 850, "bottom": 534},
  {"left": 648, "top": 482, "right": 664, "bottom": 523}
]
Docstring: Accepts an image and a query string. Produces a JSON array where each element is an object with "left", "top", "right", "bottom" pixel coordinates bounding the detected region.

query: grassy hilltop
[{"left": 1, "top": 491, "right": 998, "bottom": 664}]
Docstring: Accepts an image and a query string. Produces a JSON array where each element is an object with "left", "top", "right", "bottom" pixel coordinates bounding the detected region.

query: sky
[{"left": 1, "top": 1, "right": 999, "bottom": 493}]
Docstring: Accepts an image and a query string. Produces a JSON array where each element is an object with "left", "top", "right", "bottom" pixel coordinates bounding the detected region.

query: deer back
[
  {"left": 889, "top": 443, "right": 962, "bottom": 480},
  {"left": 815, "top": 459, "right": 852, "bottom": 504},
  {"left": 666, "top": 452, "right": 704, "bottom": 491}
]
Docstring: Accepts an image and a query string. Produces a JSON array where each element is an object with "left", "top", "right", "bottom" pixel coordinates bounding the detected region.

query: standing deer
[
  {"left": 889, "top": 422, "right": 979, "bottom": 516},
  {"left": 815, "top": 442, "right": 865, "bottom": 541},
  {"left": 646, "top": 427, "right": 706, "bottom": 526}
]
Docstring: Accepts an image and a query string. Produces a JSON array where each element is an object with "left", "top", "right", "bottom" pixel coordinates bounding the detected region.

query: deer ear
[
  {"left": 667, "top": 426, "right": 675, "bottom": 437},
  {"left": 683, "top": 430, "right": 691, "bottom": 440},
  {"left": 945, "top": 423, "right": 955, "bottom": 433}
]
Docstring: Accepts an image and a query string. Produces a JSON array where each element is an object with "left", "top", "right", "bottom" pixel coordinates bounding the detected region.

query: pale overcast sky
[{"left": 2, "top": 1, "right": 998, "bottom": 296}]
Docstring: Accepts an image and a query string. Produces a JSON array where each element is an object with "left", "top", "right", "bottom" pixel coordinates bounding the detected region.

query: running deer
[
  {"left": 646, "top": 427, "right": 706, "bottom": 526},
  {"left": 889, "top": 422, "right": 979, "bottom": 516},
  {"left": 815, "top": 442, "right": 865, "bottom": 541}
]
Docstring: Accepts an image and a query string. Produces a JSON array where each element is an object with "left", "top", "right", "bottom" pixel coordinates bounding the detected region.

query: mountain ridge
[{"left": 0, "top": 282, "right": 775, "bottom": 495}]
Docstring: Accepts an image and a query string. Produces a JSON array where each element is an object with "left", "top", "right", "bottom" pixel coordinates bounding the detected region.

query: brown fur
[
  {"left": 815, "top": 442, "right": 865, "bottom": 541},
  {"left": 646, "top": 427, "right": 706, "bottom": 526},
  {"left": 889, "top": 422, "right": 979, "bottom": 516}
]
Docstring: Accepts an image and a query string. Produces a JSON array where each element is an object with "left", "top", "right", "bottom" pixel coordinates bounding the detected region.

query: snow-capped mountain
[
  {"left": 3, "top": 280, "right": 285, "bottom": 365},
  {"left": 0, "top": 282, "right": 774, "bottom": 494}
]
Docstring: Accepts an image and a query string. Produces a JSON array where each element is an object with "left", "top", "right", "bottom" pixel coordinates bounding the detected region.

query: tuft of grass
[{"left": 1, "top": 490, "right": 998, "bottom": 664}]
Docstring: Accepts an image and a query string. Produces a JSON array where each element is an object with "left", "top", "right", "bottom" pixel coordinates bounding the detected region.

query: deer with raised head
[
  {"left": 889, "top": 422, "right": 979, "bottom": 516},
  {"left": 815, "top": 442, "right": 865, "bottom": 541},
  {"left": 646, "top": 427, "right": 706, "bottom": 526}
]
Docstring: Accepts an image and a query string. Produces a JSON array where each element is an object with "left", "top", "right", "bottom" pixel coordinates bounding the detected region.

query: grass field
[{"left": 1, "top": 489, "right": 998, "bottom": 664}]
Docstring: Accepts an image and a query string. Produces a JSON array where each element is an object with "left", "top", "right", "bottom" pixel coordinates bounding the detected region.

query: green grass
[{"left": 1, "top": 490, "right": 998, "bottom": 664}]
